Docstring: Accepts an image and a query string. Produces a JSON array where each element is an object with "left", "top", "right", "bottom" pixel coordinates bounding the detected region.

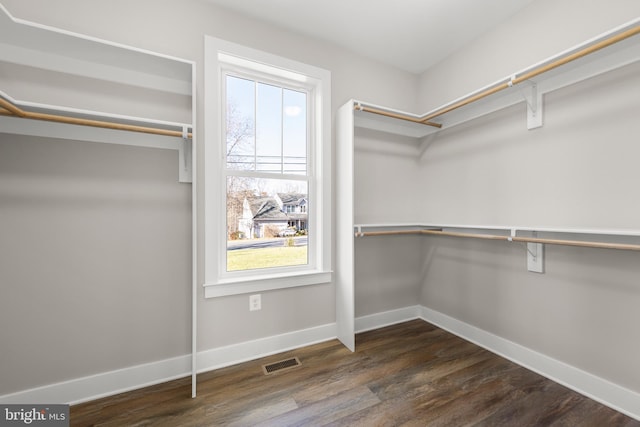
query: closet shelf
[
  {"left": 354, "top": 18, "right": 640, "bottom": 138},
  {"left": 354, "top": 224, "right": 640, "bottom": 252},
  {"left": 0, "top": 3, "right": 192, "bottom": 96},
  {"left": 0, "top": 2, "right": 195, "bottom": 183}
]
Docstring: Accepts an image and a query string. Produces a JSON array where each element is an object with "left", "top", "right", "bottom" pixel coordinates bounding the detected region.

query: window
[{"left": 204, "top": 37, "right": 332, "bottom": 297}]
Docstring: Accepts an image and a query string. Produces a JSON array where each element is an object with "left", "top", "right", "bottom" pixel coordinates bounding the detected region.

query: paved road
[{"left": 227, "top": 236, "right": 308, "bottom": 250}]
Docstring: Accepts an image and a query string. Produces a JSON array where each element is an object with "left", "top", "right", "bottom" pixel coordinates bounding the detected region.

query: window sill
[{"left": 203, "top": 270, "right": 333, "bottom": 298}]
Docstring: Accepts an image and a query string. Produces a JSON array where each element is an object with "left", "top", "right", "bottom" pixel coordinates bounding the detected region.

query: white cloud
[{"left": 284, "top": 105, "right": 302, "bottom": 117}]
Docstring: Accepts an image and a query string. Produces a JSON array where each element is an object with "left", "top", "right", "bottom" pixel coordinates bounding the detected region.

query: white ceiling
[{"left": 205, "top": 0, "right": 536, "bottom": 74}]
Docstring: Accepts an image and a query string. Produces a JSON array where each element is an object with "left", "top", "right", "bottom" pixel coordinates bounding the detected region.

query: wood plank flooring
[{"left": 71, "top": 320, "right": 640, "bottom": 426}]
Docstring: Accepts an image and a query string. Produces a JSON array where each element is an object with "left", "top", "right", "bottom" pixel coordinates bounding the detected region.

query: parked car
[{"left": 278, "top": 228, "right": 296, "bottom": 237}]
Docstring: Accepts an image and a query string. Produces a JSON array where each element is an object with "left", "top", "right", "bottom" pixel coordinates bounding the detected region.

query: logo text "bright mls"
[
  {"left": 2, "top": 404, "right": 69, "bottom": 426},
  {"left": 4, "top": 407, "right": 47, "bottom": 424}
]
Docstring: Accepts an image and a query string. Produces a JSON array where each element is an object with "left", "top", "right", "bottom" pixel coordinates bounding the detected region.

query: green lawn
[{"left": 227, "top": 246, "right": 308, "bottom": 271}]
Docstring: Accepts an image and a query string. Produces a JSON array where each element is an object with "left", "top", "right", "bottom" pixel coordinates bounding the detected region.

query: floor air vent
[{"left": 262, "top": 357, "right": 301, "bottom": 375}]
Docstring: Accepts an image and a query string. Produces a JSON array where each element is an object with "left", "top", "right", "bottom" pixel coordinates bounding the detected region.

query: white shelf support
[
  {"left": 179, "top": 126, "right": 193, "bottom": 183},
  {"left": 522, "top": 83, "right": 543, "bottom": 130},
  {"left": 178, "top": 137, "right": 192, "bottom": 183},
  {"left": 527, "top": 241, "right": 545, "bottom": 273}
]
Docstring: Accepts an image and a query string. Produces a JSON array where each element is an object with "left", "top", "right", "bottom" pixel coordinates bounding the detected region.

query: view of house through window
[{"left": 225, "top": 74, "right": 310, "bottom": 272}]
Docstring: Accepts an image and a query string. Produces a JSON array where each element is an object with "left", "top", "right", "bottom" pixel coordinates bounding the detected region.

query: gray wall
[
  {"left": 0, "top": 134, "right": 192, "bottom": 393},
  {"left": 0, "top": 0, "right": 418, "bottom": 395},
  {"left": 418, "top": 63, "right": 640, "bottom": 229}
]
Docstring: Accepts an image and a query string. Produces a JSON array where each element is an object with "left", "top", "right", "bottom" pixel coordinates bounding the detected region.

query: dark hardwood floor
[{"left": 71, "top": 320, "right": 640, "bottom": 426}]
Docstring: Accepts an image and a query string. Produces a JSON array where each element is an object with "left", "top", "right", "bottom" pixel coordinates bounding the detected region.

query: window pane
[
  {"left": 227, "top": 177, "right": 309, "bottom": 272},
  {"left": 256, "top": 83, "right": 283, "bottom": 172},
  {"left": 226, "top": 76, "right": 255, "bottom": 170},
  {"left": 283, "top": 89, "right": 307, "bottom": 175}
]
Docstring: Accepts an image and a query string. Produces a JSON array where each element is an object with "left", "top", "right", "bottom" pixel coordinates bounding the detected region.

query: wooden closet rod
[
  {"left": 510, "top": 235, "right": 640, "bottom": 252},
  {"left": 354, "top": 104, "right": 442, "bottom": 128},
  {"left": 513, "top": 25, "right": 640, "bottom": 87},
  {"left": 421, "top": 229, "right": 513, "bottom": 242},
  {"left": 355, "top": 229, "right": 640, "bottom": 251},
  {"left": 0, "top": 97, "right": 26, "bottom": 117},
  {"left": 420, "top": 24, "right": 640, "bottom": 123},
  {"left": 0, "top": 96, "right": 193, "bottom": 139}
]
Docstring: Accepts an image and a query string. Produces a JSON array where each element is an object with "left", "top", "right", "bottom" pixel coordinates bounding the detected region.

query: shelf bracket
[
  {"left": 527, "top": 242, "right": 545, "bottom": 273},
  {"left": 520, "top": 83, "right": 543, "bottom": 130},
  {"left": 179, "top": 126, "right": 193, "bottom": 183},
  {"left": 526, "top": 232, "right": 545, "bottom": 273}
]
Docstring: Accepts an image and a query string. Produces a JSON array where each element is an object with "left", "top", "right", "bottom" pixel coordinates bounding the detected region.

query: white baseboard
[
  {"left": 355, "top": 305, "right": 422, "bottom": 333},
  {"left": 0, "top": 323, "right": 338, "bottom": 406},
  {"left": 418, "top": 305, "right": 640, "bottom": 422},
  {"left": 196, "top": 323, "right": 337, "bottom": 373},
  {"left": 0, "top": 355, "right": 192, "bottom": 405}
]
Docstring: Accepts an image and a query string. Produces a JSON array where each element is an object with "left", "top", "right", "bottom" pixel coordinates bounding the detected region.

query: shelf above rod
[
  {"left": 354, "top": 229, "right": 426, "bottom": 238},
  {"left": 0, "top": 93, "right": 193, "bottom": 139},
  {"left": 355, "top": 228, "right": 640, "bottom": 251}
]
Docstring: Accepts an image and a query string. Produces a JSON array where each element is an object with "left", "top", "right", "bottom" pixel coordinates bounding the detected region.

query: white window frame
[{"left": 204, "top": 36, "right": 332, "bottom": 298}]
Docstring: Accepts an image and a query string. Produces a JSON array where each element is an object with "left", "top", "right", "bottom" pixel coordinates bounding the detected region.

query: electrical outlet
[{"left": 249, "top": 294, "right": 261, "bottom": 311}]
